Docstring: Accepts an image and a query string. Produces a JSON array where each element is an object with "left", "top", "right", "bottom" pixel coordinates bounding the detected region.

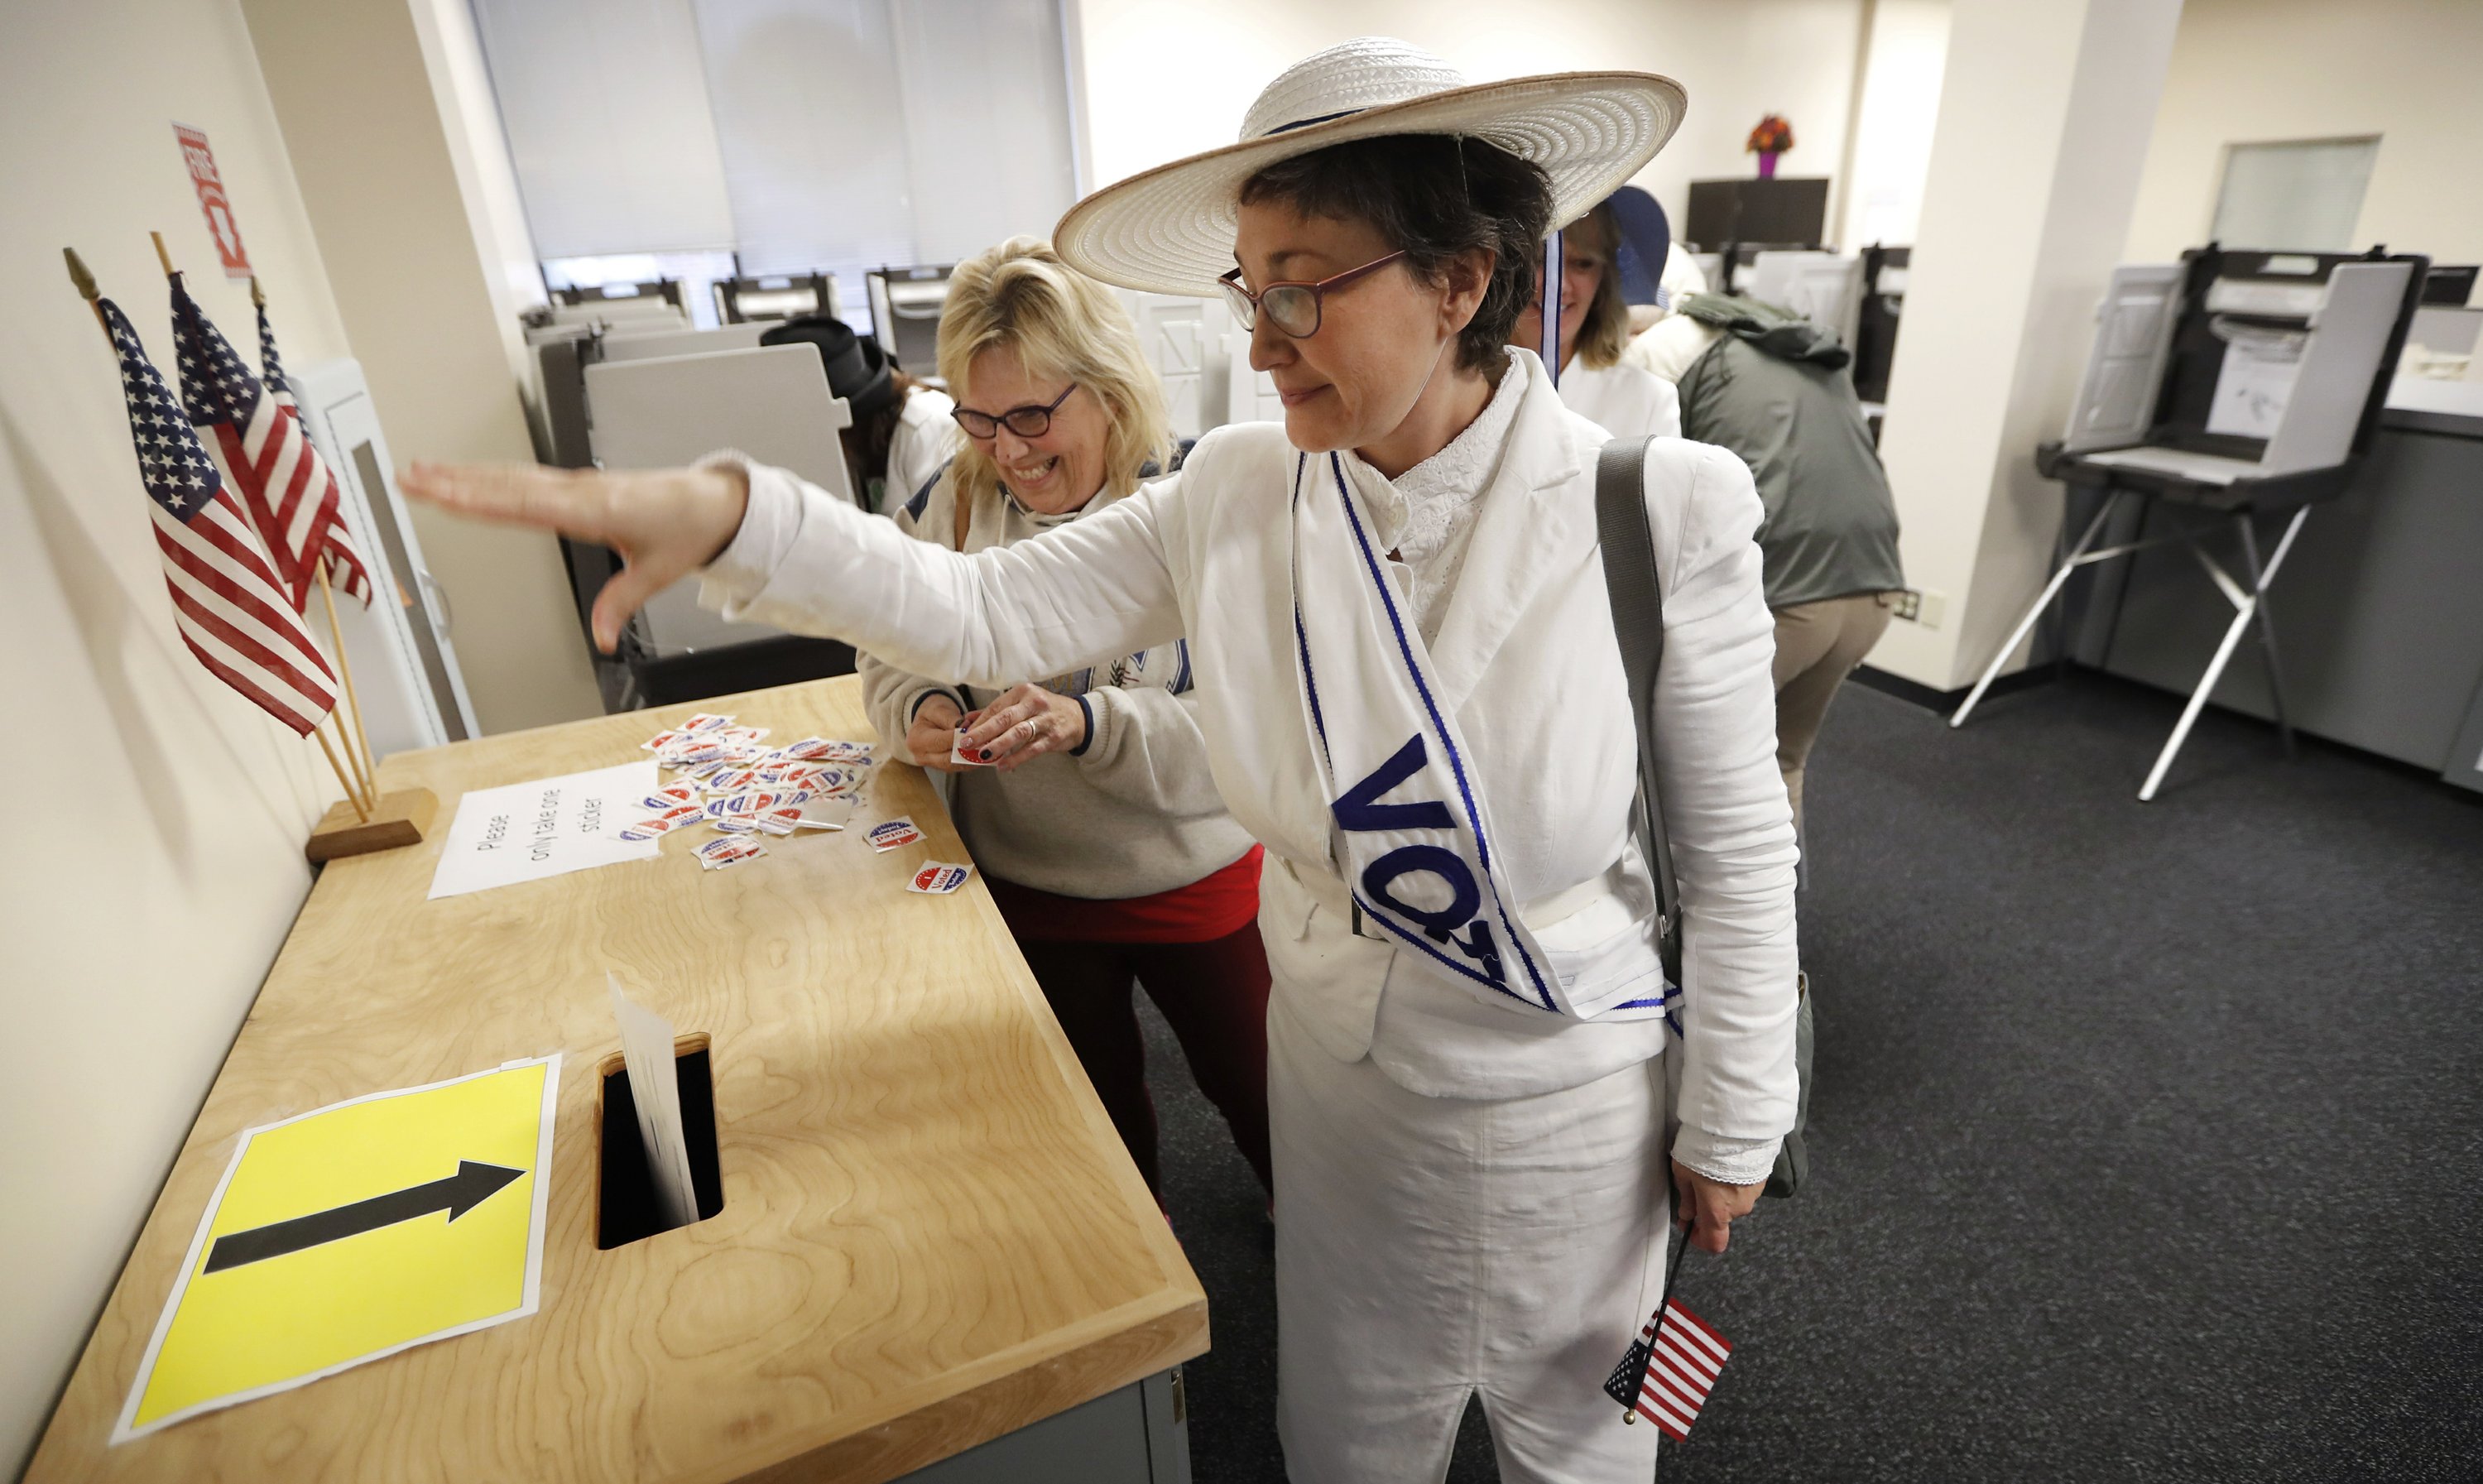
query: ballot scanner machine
[
  {"left": 529, "top": 321, "right": 863, "bottom": 711},
  {"left": 1950, "top": 246, "right": 2428, "bottom": 800}
]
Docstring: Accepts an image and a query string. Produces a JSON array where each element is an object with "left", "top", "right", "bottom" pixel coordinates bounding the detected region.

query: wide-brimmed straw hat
[{"left": 1054, "top": 36, "right": 1685, "bottom": 297}]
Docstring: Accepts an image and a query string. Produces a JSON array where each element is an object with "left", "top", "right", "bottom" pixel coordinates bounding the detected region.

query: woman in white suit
[{"left": 409, "top": 38, "right": 1799, "bottom": 1484}]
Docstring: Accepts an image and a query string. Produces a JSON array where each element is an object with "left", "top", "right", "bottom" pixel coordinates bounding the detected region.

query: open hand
[
  {"left": 957, "top": 684, "right": 1088, "bottom": 773},
  {"left": 1672, "top": 1160, "right": 1765, "bottom": 1255},
  {"left": 399, "top": 461, "right": 749, "bottom": 653}
]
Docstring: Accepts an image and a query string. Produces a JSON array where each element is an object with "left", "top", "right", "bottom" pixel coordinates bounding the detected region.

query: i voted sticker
[
  {"left": 908, "top": 862, "right": 973, "bottom": 895},
  {"left": 867, "top": 818, "right": 924, "bottom": 852}
]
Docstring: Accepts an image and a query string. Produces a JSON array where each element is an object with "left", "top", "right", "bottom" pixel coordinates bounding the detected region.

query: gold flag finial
[
  {"left": 64, "top": 247, "right": 107, "bottom": 334},
  {"left": 64, "top": 247, "right": 99, "bottom": 302},
  {"left": 249, "top": 274, "right": 267, "bottom": 309}
]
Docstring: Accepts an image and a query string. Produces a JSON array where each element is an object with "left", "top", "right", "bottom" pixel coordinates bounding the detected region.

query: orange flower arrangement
[
  {"left": 1746, "top": 114, "right": 1795, "bottom": 156},
  {"left": 1748, "top": 114, "right": 1794, "bottom": 179}
]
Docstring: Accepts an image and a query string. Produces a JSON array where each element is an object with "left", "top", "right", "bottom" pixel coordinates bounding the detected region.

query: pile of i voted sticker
[{"left": 621, "top": 712, "right": 876, "bottom": 869}]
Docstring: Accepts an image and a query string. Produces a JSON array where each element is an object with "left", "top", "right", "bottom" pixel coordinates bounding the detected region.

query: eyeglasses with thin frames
[
  {"left": 1218, "top": 250, "right": 1409, "bottom": 339},
  {"left": 951, "top": 382, "right": 1080, "bottom": 440}
]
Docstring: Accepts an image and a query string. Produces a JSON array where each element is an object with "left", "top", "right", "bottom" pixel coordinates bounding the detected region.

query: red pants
[{"left": 1013, "top": 924, "right": 1275, "bottom": 1198}]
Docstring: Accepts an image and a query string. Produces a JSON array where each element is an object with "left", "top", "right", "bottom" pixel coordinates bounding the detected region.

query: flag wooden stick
[
  {"left": 323, "top": 713, "right": 375, "bottom": 814},
  {"left": 317, "top": 564, "right": 380, "bottom": 806},
  {"left": 324, "top": 705, "right": 374, "bottom": 812},
  {"left": 150, "top": 231, "right": 175, "bottom": 277},
  {"left": 312, "top": 715, "right": 371, "bottom": 823}
]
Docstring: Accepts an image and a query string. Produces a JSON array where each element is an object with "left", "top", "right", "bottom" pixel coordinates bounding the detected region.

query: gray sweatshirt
[{"left": 857, "top": 467, "right": 1256, "bottom": 900}]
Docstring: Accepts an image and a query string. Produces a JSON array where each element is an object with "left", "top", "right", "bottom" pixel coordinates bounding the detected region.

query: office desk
[{"left": 25, "top": 676, "right": 1207, "bottom": 1482}]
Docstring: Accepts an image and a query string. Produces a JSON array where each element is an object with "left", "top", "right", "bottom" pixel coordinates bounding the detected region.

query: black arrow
[{"left": 203, "top": 1160, "right": 526, "bottom": 1274}]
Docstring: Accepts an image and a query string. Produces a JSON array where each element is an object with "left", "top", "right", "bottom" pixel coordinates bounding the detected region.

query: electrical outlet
[{"left": 1890, "top": 588, "right": 1947, "bottom": 629}]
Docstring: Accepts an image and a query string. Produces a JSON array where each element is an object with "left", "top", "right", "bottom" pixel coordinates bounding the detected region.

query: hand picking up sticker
[
  {"left": 909, "top": 862, "right": 973, "bottom": 895},
  {"left": 949, "top": 728, "right": 994, "bottom": 767},
  {"left": 867, "top": 818, "right": 925, "bottom": 852}
]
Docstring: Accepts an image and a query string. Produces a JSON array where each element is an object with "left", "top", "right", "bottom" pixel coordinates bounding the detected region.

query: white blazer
[
  {"left": 1556, "top": 358, "right": 1682, "bottom": 441},
  {"left": 704, "top": 350, "right": 1800, "bottom": 1179}
]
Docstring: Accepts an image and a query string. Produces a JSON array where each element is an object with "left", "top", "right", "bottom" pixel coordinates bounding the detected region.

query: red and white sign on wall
[{"left": 171, "top": 122, "right": 252, "bottom": 279}]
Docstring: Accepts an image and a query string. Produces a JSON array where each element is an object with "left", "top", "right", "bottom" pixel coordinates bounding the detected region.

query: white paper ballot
[
  {"left": 2207, "top": 334, "right": 2304, "bottom": 439},
  {"left": 608, "top": 974, "right": 699, "bottom": 1230},
  {"left": 428, "top": 761, "right": 662, "bottom": 900}
]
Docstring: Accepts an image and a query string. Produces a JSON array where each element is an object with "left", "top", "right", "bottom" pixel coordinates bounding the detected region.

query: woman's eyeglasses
[
  {"left": 1218, "top": 250, "right": 1408, "bottom": 339},
  {"left": 951, "top": 382, "right": 1079, "bottom": 440}
]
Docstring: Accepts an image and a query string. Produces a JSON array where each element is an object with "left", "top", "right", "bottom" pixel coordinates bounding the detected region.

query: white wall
[
  {"left": 1837, "top": 0, "right": 1950, "bottom": 248},
  {"left": 2125, "top": 0, "right": 2483, "bottom": 274},
  {"left": 0, "top": 1, "right": 355, "bottom": 1472},
  {"left": 1069, "top": 0, "right": 1873, "bottom": 243},
  {"left": 243, "top": 0, "right": 605, "bottom": 736},
  {"left": 1867, "top": 0, "right": 2183, "bottom": 692}
]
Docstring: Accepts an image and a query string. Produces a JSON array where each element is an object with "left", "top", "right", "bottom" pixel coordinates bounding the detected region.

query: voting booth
[
  {"left": 528, "top": 324, "right": 867, "bottom": 711},
  {"left": 24, "top": 676, "right": 1206, "bottom": 1482},
  {"left": 1742, "top": 250, "right": 1865, "bottom": 355},
  {"left": 1951, "top": 246, "right": 2428, "bottom": 800}
]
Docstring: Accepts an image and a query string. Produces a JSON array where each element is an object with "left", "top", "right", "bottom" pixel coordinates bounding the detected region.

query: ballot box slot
[{"left": 595, "top": 1036, "right": 725, "bottom": 1248}]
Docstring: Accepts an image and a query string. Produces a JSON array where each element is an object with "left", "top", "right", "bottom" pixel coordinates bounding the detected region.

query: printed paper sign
[
  {"left": 426, "top": 761, "right": 661, "bottom": 900},
  {"left": 171, "top": 123, "right": 251, "bottom": 279},
  {"left": 114, "top": 1056, "right": 560, "bottom": 1441}
]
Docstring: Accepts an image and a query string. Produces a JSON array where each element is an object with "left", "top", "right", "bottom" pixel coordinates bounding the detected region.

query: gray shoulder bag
[{"left": 1594, "top": 437, "right": 1813, "bottom": 1200}]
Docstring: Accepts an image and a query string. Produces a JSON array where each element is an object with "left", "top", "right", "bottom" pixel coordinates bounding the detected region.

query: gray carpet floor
[{"left": 1141, "top": 670, "right": 2483, "bottom": 1482}]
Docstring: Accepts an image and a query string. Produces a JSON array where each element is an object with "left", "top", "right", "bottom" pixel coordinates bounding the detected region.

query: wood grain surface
[{"left": 25, "top": 677, "right": 1207, "bottom": 1483}]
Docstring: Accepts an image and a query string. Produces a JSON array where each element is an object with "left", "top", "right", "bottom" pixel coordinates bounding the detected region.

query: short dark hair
[{"left": 1240, "top": 134, "right": 1553, "bottom": 376}]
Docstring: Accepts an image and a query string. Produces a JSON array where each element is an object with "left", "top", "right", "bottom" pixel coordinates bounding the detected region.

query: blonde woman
[
  {"left": 860, "top": 237, "right": 1272, "bottom": 1201},
  {"left": 1511, "top": 199, "right": 1680, "bottom": 442}
]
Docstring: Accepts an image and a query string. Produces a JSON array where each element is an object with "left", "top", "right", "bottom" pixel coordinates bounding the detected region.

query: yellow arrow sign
[{"left": 114, "top": 1056, "right": 560, "bottom": 1442}]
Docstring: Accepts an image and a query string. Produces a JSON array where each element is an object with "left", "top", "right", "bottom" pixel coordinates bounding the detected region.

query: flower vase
[{"left": 1757, "top": 152, "right": 1779, "bottom": 180}]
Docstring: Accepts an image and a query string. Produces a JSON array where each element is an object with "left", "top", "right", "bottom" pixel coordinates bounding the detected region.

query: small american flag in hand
[{"left": 1606, "top": 1222, "right": 1734, "bottom": 1443}]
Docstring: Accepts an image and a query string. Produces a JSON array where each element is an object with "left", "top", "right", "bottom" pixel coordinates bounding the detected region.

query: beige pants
[{"left": 1771, "top": 591, "right": 1898, "bottom": 833}]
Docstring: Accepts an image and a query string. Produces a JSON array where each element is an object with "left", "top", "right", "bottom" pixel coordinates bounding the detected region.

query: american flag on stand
[
  {"left": 99, "top": 298, "right": 338, "bottom": 736},
  {"left": 166, "top": 274, "right": 372, "bottom": 611},
  {"left": 1604, "top": 1285, "right": 1734, "bottom": 1441}
]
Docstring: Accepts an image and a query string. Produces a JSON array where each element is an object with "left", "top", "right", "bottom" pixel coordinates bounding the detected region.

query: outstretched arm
[{"left": 401, "top": 459, "right": 1188, "bottom": 686}]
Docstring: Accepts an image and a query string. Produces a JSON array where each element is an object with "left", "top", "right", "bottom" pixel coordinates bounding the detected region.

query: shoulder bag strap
[{"left": 1594, "top": 435, "right": 1683, "bottom": 989}]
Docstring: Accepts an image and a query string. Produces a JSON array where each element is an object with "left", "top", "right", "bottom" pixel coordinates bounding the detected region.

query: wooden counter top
[{"left": 26, "top": 676, "right": 1207, "bottom": 1483}]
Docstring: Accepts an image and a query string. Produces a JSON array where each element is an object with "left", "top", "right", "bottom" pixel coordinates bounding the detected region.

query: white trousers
[{"left": 1270, "top": 997, "right": 1673, "bottom": 1483}]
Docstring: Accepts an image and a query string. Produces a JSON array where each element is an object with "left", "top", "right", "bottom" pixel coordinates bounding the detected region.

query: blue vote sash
[{"left": 1288, "top": 450, "right": 1669, "bottom": 1022}]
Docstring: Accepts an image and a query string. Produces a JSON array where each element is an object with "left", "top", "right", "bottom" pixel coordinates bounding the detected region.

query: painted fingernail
[{"left": 977, "top": 749, "right": 992, "bottom": 761}]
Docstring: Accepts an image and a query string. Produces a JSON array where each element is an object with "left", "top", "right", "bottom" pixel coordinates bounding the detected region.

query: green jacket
[{"left": 1675, "top": 293, "right": 1904, "bottom": 608}]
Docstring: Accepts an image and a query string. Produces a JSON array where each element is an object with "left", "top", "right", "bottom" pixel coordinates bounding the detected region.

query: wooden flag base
[{"left": 307, "top": 788, "right": 438, "bottom": 863}]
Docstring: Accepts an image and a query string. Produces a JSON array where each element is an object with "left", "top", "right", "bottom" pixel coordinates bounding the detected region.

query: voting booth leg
[
  {"left": 2237, "top": 515, "right": 2298, "bottom": 759},
  {"left": 306, "top": 787, "right": 438, "bottom": 862},
  {"left": 1951, "top": 494, "right": 2124, "bottom": 729},
  {"left": 2137, "top": 504, "right": 2310, "bottom": 802}
]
